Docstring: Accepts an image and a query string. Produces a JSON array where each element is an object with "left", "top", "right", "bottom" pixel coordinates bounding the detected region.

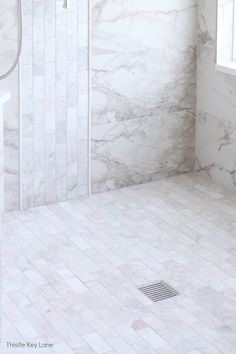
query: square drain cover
[{"left": 138, "top": 281, "right": 178, "bottom": 302}]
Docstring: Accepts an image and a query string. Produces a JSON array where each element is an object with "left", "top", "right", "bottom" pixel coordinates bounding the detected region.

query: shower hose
[{"left": 0, "top": 0, "right": 22, "bottom": 80}]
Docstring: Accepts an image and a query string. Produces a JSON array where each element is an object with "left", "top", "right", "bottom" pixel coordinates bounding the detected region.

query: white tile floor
[{"left": 2, "top": 173, "right": 236, "bottom": 354}]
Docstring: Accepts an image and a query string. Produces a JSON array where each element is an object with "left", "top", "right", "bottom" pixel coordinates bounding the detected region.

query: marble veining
[
  {"left": 196, "top": 0, "right": 236, "bottom": 192},
  {"left": 92, "top": 0, "right": 197, "bottom": 193},
  {"left": 4, "top": 0, "right": 235, "bottom": 208}
]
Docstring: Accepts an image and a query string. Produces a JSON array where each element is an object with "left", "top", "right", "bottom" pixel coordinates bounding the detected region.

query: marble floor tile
[{"left": 2, "top": 172, "right": 236, "bottom": 353}]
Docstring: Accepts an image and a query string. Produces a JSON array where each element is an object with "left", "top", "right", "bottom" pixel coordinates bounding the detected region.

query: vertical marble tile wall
[
  {"left": 0, "top": 0, "right": 20, "bottom": 211},
  {"left": 21, "top": 0, "right": 89, "bottom": 208},
  {"left": 196, "top": 0, "right": 236, "bottom": 191},
  {"left": 91, "top": 0, "right": 197, "bottom": 193},
  {"left": 0, "top": 99, "right": 4, "bottom": 216}
]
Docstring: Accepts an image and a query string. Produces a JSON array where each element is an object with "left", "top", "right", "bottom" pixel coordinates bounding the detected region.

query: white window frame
[{"left": 216, "top": 0, "right": 236, "bottom": 76}]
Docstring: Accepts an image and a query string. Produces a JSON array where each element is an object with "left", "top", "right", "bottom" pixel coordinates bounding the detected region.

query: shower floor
[{"left": 2, "top": 173, "right": 236, "bottom": 354}]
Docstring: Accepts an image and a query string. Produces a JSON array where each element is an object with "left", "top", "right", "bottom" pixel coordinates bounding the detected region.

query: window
[{"left": 216, "top": 0, "right": 236, "bottom": 75}]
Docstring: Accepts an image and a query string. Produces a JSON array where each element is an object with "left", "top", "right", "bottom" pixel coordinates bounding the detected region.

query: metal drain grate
[{"left": 138, "top": 281, "right": 178, "bottom": 302}]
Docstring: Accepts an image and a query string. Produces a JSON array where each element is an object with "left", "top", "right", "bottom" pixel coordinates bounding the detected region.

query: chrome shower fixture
[{"left": 63, "top": 0, "right": 68, "bottom": 9}]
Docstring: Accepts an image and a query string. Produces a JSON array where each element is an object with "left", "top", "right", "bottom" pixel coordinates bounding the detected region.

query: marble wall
[
  {"left": 1, "top": 0, "right": 90, "bottom": 210},
  {"left": 91, "top": 0, "right": 197, "bottom": 192},
  {"left": 0, "top": 0, "right": 20, "bottom": 211},
  {"left": 20, "top": 0, "right": 90, "bottom": 208},
  {"left": 2, "top": 0, "right": 236, "bottom": 208},
  {"left": 196, "top": 0, "right": 236, "bottom": 191}
]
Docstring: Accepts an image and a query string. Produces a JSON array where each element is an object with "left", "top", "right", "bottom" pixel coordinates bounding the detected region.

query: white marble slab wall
[
  {"left": 21, "top": 0, "right": 89, "bottom": 208},
  {"left": 91, "top": 0, "right": 197, "bottom": 192},
  {"left": 196, "top": 0, "right": 236, "bottom": 191},
  {"left": 0, "top": 0, "right": 20, "bottom": 211}
]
